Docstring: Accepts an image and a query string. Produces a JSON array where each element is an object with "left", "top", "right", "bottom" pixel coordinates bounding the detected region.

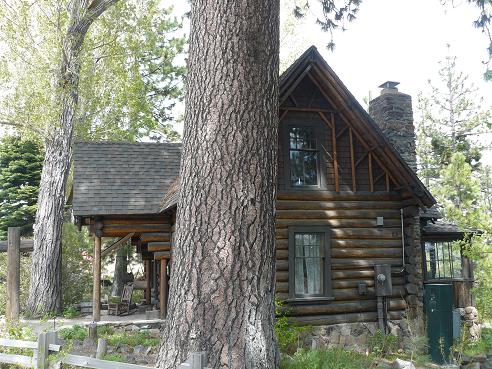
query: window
[
  {"left": 424, "top": 241, "right": 463, "bottom": 280},
  {"left": 288, "top": 226, "right": 332, "bottom": 299},
  {"left": 288, "top": 127, "right": 319, "bottom": 187}
]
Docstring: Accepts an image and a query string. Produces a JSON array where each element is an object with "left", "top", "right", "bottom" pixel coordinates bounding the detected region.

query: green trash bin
[{"left": 424, "top": 284, "right": 454, "bottom": 364}]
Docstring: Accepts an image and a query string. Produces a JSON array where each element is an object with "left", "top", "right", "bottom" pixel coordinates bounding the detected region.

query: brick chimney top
[{"left": 378, "top": 81, "right": 400, "bottom": 95}]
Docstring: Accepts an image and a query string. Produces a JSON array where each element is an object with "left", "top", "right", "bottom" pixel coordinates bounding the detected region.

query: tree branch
[{"left": 0, "top": 120, "right": 46, "bottom": 138}]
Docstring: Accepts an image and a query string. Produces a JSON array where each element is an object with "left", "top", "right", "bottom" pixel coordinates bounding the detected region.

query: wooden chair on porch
[{"left": 108, "top": 283, "right": 134, "bottom": 316}]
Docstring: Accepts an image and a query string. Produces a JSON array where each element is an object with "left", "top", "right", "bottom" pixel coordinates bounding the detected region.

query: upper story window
[
  {"left": 289, "top": 127, "right": 319, "bottom": 187},
  {"left": 424, "top": 241, "right": 463, "bottom": 280},
  {"left": 289, "top": 226, "right": 332, "bottom": 300}
]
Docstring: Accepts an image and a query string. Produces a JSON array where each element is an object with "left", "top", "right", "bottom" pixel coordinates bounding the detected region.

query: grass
[
  {"left": 280, "top": 348, "right": 375, "bottom": 369},
  {"left": 58, "top": 325, "right": 159, "bottom": 347},
  {"left": 104, "top": 331, "right": 159, "bottom": 347},
  {"left": 102, "top": 353, "right": 127, "bottom": 362},
  {"left": 462, "top": 327, "right": 492, "bottom": 356}
]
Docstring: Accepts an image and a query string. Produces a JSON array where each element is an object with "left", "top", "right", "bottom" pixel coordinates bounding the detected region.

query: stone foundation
[{"left": 306, "top": 321, "right": 408, "bottom": 352}]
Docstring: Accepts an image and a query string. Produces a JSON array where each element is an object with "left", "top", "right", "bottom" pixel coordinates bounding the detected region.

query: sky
[{"left": 172, "top": 0, "right": 492, "bottom": 161}]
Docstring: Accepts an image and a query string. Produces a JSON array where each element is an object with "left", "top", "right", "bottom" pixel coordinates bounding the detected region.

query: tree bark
[
  {"left": 112, "top": 246, "right": 128, "bottom": 296},
  {"left": 27, "top": 0, "right": 119, "bottom": 316},
  {"left": 157, "top": 1, "right": 280, "bottom": 368}
]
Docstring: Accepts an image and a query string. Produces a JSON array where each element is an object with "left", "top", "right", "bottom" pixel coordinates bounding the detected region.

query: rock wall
[{"left": 307, "top": 321, "right": 407, "bottom": 352}]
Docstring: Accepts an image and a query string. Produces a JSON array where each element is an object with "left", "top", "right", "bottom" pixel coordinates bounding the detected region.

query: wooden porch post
[
  {"left": 145, "top": 259, "right": 152, "bottom": 305},
  {"left": 93, "top": 235, "right": 102, "bottom": 322},
  {"left": 6, "top": 227, "right": 20, "bottom": 322},
  {"left": 159, "top": 258, "right": 168, "bottom": 318}
]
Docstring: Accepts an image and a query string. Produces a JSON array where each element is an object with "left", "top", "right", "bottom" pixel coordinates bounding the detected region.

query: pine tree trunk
[
  {"left": 112, "top": 246, "right": 128, "bottom": 296},
  {"left": 27, "top": 0, "right": 119, "bottom": 316},
  {"left": 157, "top": 1, "right": 280, "bottom": 368}
]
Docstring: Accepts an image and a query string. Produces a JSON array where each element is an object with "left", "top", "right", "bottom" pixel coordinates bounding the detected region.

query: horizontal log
[
  {"left": 331, "top": 248, "right": 402, "bottom": 258},
  {"left": 276, "top": 228, "right": 402, "bottom": 240},
  {"left": 147, "top": 242, "right": 171, "bottom": 252},
  {"left": 276, "top": 218, "right": 402, "bottom": 228},
  {"left": 276, "top": 239, "right": 288, "bottom": 250},
  {"left": 140, "top": 233, "right": 170, "bottom": 243},
  {"left": 154, "top": 251, "right": 171, "bottom": 260},
  {"left": 331, "top": 239, "right": 402, "bottom": 248},
  {"left": 332, "top": 258, "right": 404, "bottom": 269},
  {"left": 332, "top": 269, "right": 405, "bottom": 279},
  {"left": 276, "top": 260, "right": 288, "bottom": 271},
  {"left": 332, "top": 228, "right": 402, "bottom": 239},
  {"left": 276, "top": 209, "right": 400, "bottom": 219},
  {"left": 286, "top": 298, "right": 406, "bottom": 316},
  {"left": 276, "top": 250, "right": 289, "bottom": 260},
  {"left": 276, "top": 278, "right": 404, "bottom": 294},
  {"left": 102, "top": 225, "right": 169, "bottom": 237},
  {"left": 332, "top": 277, "right": 404, "bottom": 289},
  {"left": 276, "top": 200, "right": 402, "bottom": 213},
  {"left": 277, "top": 192, "right": 401, "bottom": 201},
  {"left": 277, "top": 285, "right": 405, "bottom": 302},
  {"left": 102, "top": 217, "right": 169, "bottom": 225},
  {"left": 290, "top": 310, "right": 405, "bottom": 325},
  {"left": 276, "top": 239, "right": 403, "bottom": 250},
  {"left": 276, "top": 271, "right": 288, "bottom": 282},
  {"left": 0, "top": 240, "right": 33, "bottom": 252}
]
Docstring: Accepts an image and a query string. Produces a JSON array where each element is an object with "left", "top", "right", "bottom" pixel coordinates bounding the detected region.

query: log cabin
[{"left": 71, "top": 46, "right": 475, "bottom": 343}]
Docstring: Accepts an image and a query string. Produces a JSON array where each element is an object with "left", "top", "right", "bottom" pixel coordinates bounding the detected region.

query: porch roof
[{"left": 72, "top": 141, "right": 181, "bottom": 217}]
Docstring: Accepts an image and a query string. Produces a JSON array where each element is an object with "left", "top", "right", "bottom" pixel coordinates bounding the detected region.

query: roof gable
[{"left": 280, "top": 46, "right": 435, "bottom": 207}]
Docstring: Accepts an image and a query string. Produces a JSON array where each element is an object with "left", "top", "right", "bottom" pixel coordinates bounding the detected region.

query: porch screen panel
[{"left": 425, "top": 241, "right": 463, "bottom": 280}]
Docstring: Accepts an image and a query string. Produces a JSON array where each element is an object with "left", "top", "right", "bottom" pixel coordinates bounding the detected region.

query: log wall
[{"left": 275, "top": 192, "right": 408, "bottom": 325}]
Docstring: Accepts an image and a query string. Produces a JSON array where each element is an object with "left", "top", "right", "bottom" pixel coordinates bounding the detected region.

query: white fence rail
[{"left": 0, "top": 331, "right": 211, "bottom": 369}]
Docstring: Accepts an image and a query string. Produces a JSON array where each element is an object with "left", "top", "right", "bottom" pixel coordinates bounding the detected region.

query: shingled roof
[{"left": 72, "top": 141, "right": 181, "bottom": 216}]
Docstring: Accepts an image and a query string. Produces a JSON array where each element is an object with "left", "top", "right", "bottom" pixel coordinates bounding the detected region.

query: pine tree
[
  {"left": 0, "top": 136, "right": 43, "bottom": 239},
  {"left": 416, "top": 53, "right": 491, "bottom": 190}
]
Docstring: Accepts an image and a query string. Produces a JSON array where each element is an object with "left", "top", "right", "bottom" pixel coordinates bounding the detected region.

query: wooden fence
[{"left": 0, "top": 331, "right": 211, "bottom": 369}]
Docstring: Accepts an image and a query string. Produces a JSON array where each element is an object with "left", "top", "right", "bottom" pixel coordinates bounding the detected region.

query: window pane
[
  {"left": 294, "top": 232, "right": 323, "bottom": 295},
  {"left": 289, "top": 128, "right": 316, "bottom": 150},
  {"left": 290, "top": 151, "right": 318, "bottom": 186},
  {"left": 289, "top": 127, "right": 318, "bottom": 187}
]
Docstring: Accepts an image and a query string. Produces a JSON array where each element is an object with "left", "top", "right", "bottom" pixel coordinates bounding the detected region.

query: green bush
[
  {"left": 62, "top": 306, "right": 80, "bottom": 318},
  {"left": 275, "top": 299, "right": 312, "bottom": 353},
  {"left": 368, "top": 330, "right": 398, "bottom": 357},
  {"left": 59, "top": 325, "right": 87, "bottom": 341},
  {"left": 280, "top": 348, "right": 373, "bottom": 369}
]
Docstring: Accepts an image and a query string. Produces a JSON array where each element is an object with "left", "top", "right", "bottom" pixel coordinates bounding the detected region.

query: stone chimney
[{"left": 368, "top": 81, "right": 417, "bottom": 172}]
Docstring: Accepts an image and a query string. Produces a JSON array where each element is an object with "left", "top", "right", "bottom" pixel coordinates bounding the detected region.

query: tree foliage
[
  {"left": 417, "top": 56, "right": 492, "bottom": 319},
  {"left": 0, "top": 0, "right": 186, "bottom": 142},
  {"left": 416, "top": 53, "right": 491, "bottom": 187},
  {"left": 0, "top": 136, "right": 43, "bottom": 239},
  {"left": 76, "top": 1, "right": 186, "bottom": 141}
]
